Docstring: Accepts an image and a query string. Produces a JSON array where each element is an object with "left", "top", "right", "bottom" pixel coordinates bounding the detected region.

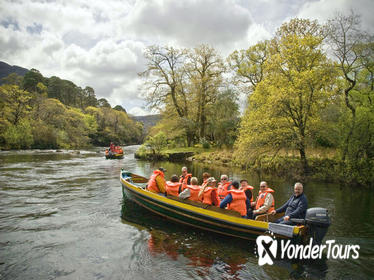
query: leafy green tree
[
  {"left": 0, "top": 85, "right": 32, "bottom": 125},
  {"left": 228, "top": 40, "right": 269, "bottom": 92},
  {"left": 2, "top": 73, "right": 23, "bottom": 86},
  {"left": 3, "top": 119, "right": 33, "bottom": 149},
  {"left": 235, "top": 19, "right": 337, "bottom": 173},
  {"left": 144, "top": 131, "right": 168, "bottom": 156},
  {"left": 22, "top": 69, "right": 44, "bottom": 92}
]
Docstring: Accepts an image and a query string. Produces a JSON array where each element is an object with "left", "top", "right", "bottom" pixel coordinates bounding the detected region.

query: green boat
[{"left": 120, "top": 170, "right": 330, "bottom": 243}]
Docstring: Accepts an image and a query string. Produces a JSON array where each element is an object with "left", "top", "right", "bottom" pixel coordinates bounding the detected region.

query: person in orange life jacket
[
  {"left": 147, "top": 167, "right": 167, "bottom": 194},
  {"left": 271, "top": 182, "right": 308, "bottom": 225},
  {"left": 179, "top": 177, "right": 202, "bottom": 201},
  {"left": 217, "top": 174, "right": 232, "bottom": 200},
  {"left": 240, "top": 179, "right": 254, "bottom": 217},
  {"left": 219, "top": 181, "right": 251, "bottom": 218},
  {"left": 202, "top": 172, "right": 210, "bottom": 184},
  {"left": 198, "top": 177, "right": 220, "bottom": 206},
  {"left": 166, "top": 175, "right": 182, "bottom": 197},
  {"left": 179, "top": 166, "right": 192, "bottom": 185},
  {"left": 240, "top": 179, "right": 254, "bottom": 203},
  {"left": 251, "top": 181, "right": 275, "bottom": 219}
]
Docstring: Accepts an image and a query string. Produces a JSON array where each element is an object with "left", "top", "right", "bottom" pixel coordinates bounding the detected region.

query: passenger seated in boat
[
  {"left": 271, "top": 182, "right": 308, "bottom": 225},
  {"left": 146, "top": 167, "right": 167, "bottom": 194},
  {"left": 251, "top": 181, "right": 275, "bottom": 219},
  {"left": 240, "top": 179, "right": 254, "bottom": 203},
  {"left": 166, "top": 175, "right": 183, "bottom": 197},
  {"left": 179, "top": 177, "right": 202, "bottom": 202},
  {"left": 202, "top": 172, "right": 210, "bottom": 184},
  {"left": 179, "top": 166, "right": 192, "bottom": 185},
  {"left": 198, "top": 177, "right": 220, "bottom": 206},
  {"left": 240, "top": 179, "right": 254, "bottom": 217},
  {"left": 217, "top": 175, "right": 232, "bottom": 201},
  {"left": 220, "top": 181, "right": 251, "bottom": 218}
]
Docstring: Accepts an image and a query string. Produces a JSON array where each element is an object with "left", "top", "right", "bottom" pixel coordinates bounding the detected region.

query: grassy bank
[{"left": 135, "top": 146, "right": 373, "bottom": 187}]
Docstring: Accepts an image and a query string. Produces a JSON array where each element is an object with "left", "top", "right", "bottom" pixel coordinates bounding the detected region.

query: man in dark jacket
[{"left": 271, "top": 182, "right": 307, "bottom": 225}]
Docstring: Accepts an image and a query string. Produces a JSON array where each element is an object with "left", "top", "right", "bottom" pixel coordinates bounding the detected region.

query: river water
[{"left": 0, "top": 145, "right": 373, "bottom": 279}]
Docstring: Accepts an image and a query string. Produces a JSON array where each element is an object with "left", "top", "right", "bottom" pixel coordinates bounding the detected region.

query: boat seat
[
  {"left": 166, "top": 195, "right": 242, "bottom": 218},
  {"left": 255, "top": 212, "right": 284, "bottom": 222}
]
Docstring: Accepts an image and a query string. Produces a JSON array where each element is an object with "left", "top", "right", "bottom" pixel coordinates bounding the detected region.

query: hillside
[
  {"left": 0, "top": 61, "right": 28, "bottom": 84},
  {"left": 131, "top": 114, "right": 161, "bottom": 132}
]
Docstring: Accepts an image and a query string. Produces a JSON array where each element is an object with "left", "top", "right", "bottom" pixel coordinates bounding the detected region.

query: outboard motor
[
  {"left": 305, "top": 207, "right": 331, "bottom": 245},
  {"left": 290, "top": 207, "right": 331, "bottom": 245}
]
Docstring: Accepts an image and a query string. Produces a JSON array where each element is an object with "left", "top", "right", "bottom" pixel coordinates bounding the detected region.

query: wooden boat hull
[
  {"left": 120, "top": 171, "right": 305, "bottom": 242},
  {"left": 105, "top": 152, "right": 124, "bottom": 159}
]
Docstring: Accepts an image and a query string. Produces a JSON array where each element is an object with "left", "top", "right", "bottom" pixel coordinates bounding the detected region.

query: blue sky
[{"left": 0, "top": 0, "right": 373, "bottom": 115}]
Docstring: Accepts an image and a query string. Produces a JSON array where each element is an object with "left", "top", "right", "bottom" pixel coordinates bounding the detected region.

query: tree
[
  {"left": 22, "top": 69, "right": 44, "bottom": 92},
  {"left": 0, "top": 85, "right": 32, "bottom": 125},
  {"left": 228, "top": 40, "right": 269, "bottom": 92},
  {"left": 187, "top": 44, "right": 226, "bottom": 140},
  {"left": 98, "top": 98, "right": 111, "bottom": 108},
  {"left": 140, "top": 45, "right": 197, "bottom": 144},
  {"left": 235, "top": 18, "right": 337, "bottom": 173},
  {"left": 1, "top": 73, "right": 23, "bottom": 86}
]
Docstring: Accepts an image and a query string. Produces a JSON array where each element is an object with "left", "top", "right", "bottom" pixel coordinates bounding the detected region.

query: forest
[
  {"left": 138, "top": 14, "right": 373, "bottom": 186},
  {"left": 0, "top": 69, "right": 143, "bottom": 149}
]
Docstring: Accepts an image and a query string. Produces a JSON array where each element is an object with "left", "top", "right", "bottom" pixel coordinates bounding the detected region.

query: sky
[{"left": 1, "top": 0, "right": 373, "bottom": 116}]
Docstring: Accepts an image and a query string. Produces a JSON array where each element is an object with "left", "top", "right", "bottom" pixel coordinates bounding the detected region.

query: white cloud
[
  {"left": 128, "top": 106, "right": 152, "bottom": 116},
  {"left": 0, "top": 0, "right": 372, "bottom": 116},
  {"left": 297, "top": 0, "right": 374, "bottom": 33}
]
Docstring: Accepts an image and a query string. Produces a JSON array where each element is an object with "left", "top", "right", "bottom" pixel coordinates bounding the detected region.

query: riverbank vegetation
[
  {"left": 0, "top": 70, "right": 143, "bottom": 149},
  {"left": 138, "top": 13, "right": 373, "bottom": 187}
]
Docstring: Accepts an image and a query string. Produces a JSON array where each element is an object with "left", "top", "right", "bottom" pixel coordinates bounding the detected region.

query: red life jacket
[
  {"left": 241, "top": 185, "right": 254, "bottom": 203},
  {"left": 179, "top": 173, "right": 192, "bottom": 185},
  {"left": 255, "top": 188, "right": 275, "bottom": 213},
  {"left": 227, "top": 189, "right": 247, "bottom": 216},
  {"left": 147, "top": 170, "right": 165, "bottom": 193},
  {"left": 186, "top": 185, "right": 202, "bottom": 202},
  {"left": 217, "top": 181, "right": 232, "bottom": 200},
  {"left": 202, "top": 187, "right": 220, "bottom": 206},
  {"left": 166, "top": 181, "right": 181, "bottom": 197}
]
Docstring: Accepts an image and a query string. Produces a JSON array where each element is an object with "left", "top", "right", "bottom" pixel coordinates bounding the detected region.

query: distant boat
[
  {"left": 120, "top": 170, "right": 331, "bottom": 243},
  {"left": 105, "top": 146, "right": 124, "bottom": 159}
]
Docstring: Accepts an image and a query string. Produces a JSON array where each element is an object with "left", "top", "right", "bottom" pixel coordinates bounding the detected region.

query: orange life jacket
[
  {"left": 179, "top": 173, "right": 192, "bottom": 185},
  {"left": 186, "top": 185, "right": 202, "bottom": 202},
  {"left": 147, "top": 170, "right": 165, "bottom": 193},
  {"left": 241, "top": 185, "right": 254, "bottom": 203},
  {"left": 227, "top": 189, "right": 247, "bottom": 216},
  {"left": 166, "top": 181, "right": 181, "bottom": 197},
  {"left": 255, "top": 188, "right": 275, "bottom": 213},
  {"left": 217, "top": 181, "right": 232, "bottom": 200},
  {"left": 202, "top": 187, "right": 220, "bottom": 206}
]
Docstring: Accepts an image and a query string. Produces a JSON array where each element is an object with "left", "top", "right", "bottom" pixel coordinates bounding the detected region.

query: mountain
[
  {"left": 0, "top": 61, "right": 29, "bottom": 84},
  {"left": 131, "top": 114, "right": 162, "bottom": 132}
]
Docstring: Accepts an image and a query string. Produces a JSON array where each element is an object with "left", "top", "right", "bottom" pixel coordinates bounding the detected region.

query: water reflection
[{"left": 121, "top": 195, "right": 331, "bottom": 279}]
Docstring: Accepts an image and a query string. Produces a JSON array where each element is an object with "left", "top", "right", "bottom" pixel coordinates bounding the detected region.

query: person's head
[
  {"left": 259, "top": 181, "right": 268, "bottom": 192},
  {"left": 207, "top": 177, "right": 217, "bottom": 186},
  {"left": 230, "top": 181, "right": 240, "bottom": 189},
  {"left": 240, "top": 179, "right": 248, "bottom": 188},
  {"left": 294, "top": 182, "right": 304, "bottom": 196},
  {"left": 220, "top": 174, "right": 228, "bottom": 182},
  {"left": 202, "top": 172, "right": 210, "bottom": 180},
  {"left": 191, "top": 177, "right": 198, "bottom": 185},
  {"left": 158, "top": 167, "right": 167, "bottom": 173},
  {"left": 181, "top": 166, "right": 188, "bottom": 175},
  {"left": 170, "top": 175, "right": 179, "bottom": 183}
]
